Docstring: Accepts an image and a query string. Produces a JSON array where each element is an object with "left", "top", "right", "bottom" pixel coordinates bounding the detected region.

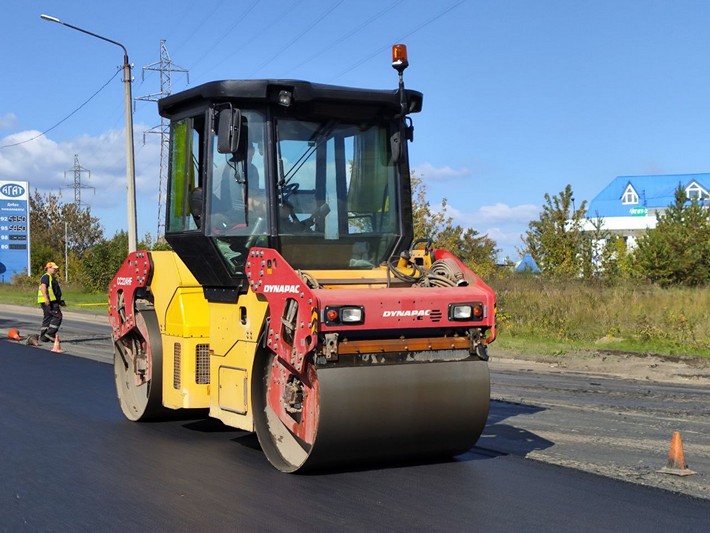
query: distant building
[
  {"left": 515, "top": 253, "right": 540, "bottom": 273},
  {"left": 581, "top": 173, "right": 710, "bottom": 248}
]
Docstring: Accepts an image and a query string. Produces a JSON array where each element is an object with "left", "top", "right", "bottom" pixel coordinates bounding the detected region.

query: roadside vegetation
[
  {"left": 490, "top": 277, "right": 710, "bottom": 358},
  {"left": 0, "top": 282, "right": 107, "bottom": 313},
  {"left": 6, "top": 181, "right": 710, "bottom": 359},
  {"left": 413, "top": 177, "right": 710, "bottom": 360}
]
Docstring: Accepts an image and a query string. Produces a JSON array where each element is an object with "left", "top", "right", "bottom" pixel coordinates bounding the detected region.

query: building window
[
  {"left": 685, "top": 181, "right": 708, "bottom": 201},
  {"left": 621, "top": 184, "right": 638, "bottom": 205}
]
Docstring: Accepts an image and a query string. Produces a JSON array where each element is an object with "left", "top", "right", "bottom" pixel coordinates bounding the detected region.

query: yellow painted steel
[
  {"left": 300, "top": 267, "right": 390, "bottom": 289},
  {"left": 149, "top": 251, "right": 210, "bottom": 338},
  {"left": 147, "top": 251, "right": 270, "bottom": 430},
  {"left": 305, "top": 261, "right": 432, "bottom": 289},
  {"left": 208, "top": 292, "right": 268, "bottom": 431},
  {"left": 148, "top": 251, "right": 211, "bottom": 410}
]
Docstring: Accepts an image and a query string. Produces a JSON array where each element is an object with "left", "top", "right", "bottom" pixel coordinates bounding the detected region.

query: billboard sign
[{"left": 0, "top": 180, "right": 30, "bottom": 283}]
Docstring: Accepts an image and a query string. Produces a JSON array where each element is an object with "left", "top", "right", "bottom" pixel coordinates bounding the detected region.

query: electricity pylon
[
  {"left": 62, "top": 154, "right": 94, "bottom": 207},
  {"left": 136, "top": 40, "right": 189, "bottom": 239}
]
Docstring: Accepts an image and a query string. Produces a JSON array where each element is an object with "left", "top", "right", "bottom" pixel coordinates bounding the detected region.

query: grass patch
[
  {"left": 0, "top": 284, "right": 107, "bottom": 315},
  {"left": 490, "top": 277, "right": 710, "bottom": 359}
]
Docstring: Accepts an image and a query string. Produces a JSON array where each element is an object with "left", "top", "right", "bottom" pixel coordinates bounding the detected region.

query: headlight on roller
[
  {"left": 323, "top": 305, "right": 365, "bottom": 326},
  {"left": 341, "top": 307, "right": 363, "bottom": 323},
  {"left": 449, "top": 303, "right": 485, "bottom": 321},
  {"left": 452, "top": 305, "right": 472, "bottom": 319}
]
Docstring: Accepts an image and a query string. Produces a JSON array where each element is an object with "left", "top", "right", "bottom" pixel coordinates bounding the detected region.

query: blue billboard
[{"left": 0, "top": 180, "right": 30, "bottom": 283}]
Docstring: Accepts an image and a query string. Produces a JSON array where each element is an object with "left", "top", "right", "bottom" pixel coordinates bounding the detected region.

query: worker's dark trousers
[{"left": 40, "top": 302, "right": 63, "bottom": 341}]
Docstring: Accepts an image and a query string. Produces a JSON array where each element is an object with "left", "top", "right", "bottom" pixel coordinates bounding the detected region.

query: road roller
[{"left": 108, "top": 45, "right": 496, "bottom": 472}]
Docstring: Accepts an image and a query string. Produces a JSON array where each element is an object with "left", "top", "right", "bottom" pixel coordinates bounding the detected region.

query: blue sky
[{"left": 2, "top": 0, "right": 710, "bottom": 260}]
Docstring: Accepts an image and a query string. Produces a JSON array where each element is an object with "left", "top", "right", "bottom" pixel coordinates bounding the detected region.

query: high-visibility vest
[{"left": 37, "top": 274, "right": 57, "bottom": 304}]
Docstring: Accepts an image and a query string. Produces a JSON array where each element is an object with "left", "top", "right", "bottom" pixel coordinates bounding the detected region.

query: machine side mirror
[
  {"left": 390, "top": 130, "right": 401, "bottom": 163},
  {"left": 189, "top": 187, "right": 204, "bottom": 229},
  {"left": 217, "top": 108, "right": 241, "bottom": 154}
]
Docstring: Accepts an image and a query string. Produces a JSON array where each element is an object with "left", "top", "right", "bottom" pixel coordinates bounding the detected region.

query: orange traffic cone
[
  {"left": 51, "top": 335, "right": 63, "bottom": 354},
  {"left": 7, "top": 328, "right": 20, "bottom": 341},
  {"left": 658, "top": 431, "right": 696, "bottom": 476}
]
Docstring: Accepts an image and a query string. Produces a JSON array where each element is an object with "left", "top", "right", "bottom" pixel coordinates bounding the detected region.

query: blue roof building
[
  {"left": 515, "top": 253, "right": 541, "bottom": 273},
  {"left": 582, "top": 173, "right": 710, "bottom": 246}
]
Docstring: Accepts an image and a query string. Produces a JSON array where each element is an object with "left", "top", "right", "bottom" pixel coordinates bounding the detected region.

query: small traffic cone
[
  {"left": 7, "top": 328, "right": 21, "bottom": 341},
  {"left": 658, "top": 431, "right": 696, "bottom": 476},
  {"left": 51, "top": 335, "right": 63, "bottom": 354}
]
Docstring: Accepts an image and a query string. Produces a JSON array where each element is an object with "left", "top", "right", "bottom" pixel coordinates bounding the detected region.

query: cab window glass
[
  {"left": 276, "top": 118, "right": 399, "bottom": 269},
  {"left": 208, "top": 109, "right": 268, "bottom": 274},
  {"left": 167, "top": 116, "right": 203, "bottom": 232},
  {"left": 208, "top": 110, "right": 267, "bottom": 237}
]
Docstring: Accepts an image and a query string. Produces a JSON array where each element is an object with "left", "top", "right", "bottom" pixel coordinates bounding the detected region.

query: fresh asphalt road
[
  {"left": 0, "top": 304, "right": 111, "bottom": 363},
  {"left": 1, "top": 338, "right": 708, "bottom": 531}
]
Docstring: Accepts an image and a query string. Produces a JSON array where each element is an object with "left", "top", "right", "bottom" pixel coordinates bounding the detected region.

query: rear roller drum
[{"left": 114, "top": 310, "right": 166, "bottom": 421}]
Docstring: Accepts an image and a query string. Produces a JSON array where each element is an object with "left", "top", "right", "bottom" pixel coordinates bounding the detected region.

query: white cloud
[
  {"left": 413, "top": 162, "right": 470, "bottom": 181},
  {"left": 0, "top": 113, "right": 17, "bottom": 130},
  {"left": 0, "top": 126, "right": 161, "bottom": 237},
  {"left": 447, "top": 202, "right": 540, "bottom": 226},
  {"left": 443, "top": 202, "right": 541, "bottom": 260}
]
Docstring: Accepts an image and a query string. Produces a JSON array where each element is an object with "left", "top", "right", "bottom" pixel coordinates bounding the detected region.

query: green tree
[
  {"left": 580, "top": 213, "right": 633, "bottom": 281},
  {"left": 411, "top": 172, "right": 498, "bottom": 276},
  {"left": 634, "top": 186, "right": 710, "bottom": 286},
  {"left": 28, "top": 190, "right": 104, "bottom": 278},
  {"left": 139, "top": 232, "right": 172, "bottom": 251},
  {"left": 523, "top": 184, "right": 588, "bottom": 278},
  {"left": 79, "top": 231, "right": 164, "bottom": 292},
  {"left": 78, "top": 231, "right": 128, "bottom": 292}
]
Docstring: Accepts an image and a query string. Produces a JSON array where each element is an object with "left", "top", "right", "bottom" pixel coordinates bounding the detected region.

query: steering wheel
[{"left": 281, "top": 182, "right": 300, "bottom": 201}]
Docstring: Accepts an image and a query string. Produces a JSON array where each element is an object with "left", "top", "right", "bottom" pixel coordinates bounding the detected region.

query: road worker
[{"left": 37, "top": 261, "right": 65, "bottom": 342}]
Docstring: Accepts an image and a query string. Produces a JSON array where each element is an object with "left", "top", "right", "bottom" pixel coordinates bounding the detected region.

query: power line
[
  {"left": 170, "top": 0, "right": 229, "bottom": 58},
  {"left": 287, "top": 0, "right": 405, "bottom": 74},
  {"left": 330, "top": 0, "right": 465, "bottom": 82},
  {"left": 250, "top": 0, "right": 346, "bottom": 76},
  {"left": 0, "top": 69, "right": 121, "bottom": 150},
  {"left": 190, "top": 0, "right": 261, "bottom": 70},
  {"left": 197, "top": 1, "right": 303, "bottom": 80}
]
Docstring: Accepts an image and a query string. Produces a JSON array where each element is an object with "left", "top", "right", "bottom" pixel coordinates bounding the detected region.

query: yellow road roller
[{"left": 108, "top": 45, "right": 496, "bottom": 472}]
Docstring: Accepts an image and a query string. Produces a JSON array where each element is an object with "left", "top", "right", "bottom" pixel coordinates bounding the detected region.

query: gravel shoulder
[
  {"left": 488, "top": 347, "right": 710, "bottom": 501},
  {"left": 489, "top": 347, "right": 710, "bottom": 386}
]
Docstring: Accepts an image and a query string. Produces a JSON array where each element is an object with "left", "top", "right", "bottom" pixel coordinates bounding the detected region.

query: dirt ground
[{"left": 489, "top": 348, "right": 710, "bottom": 386}]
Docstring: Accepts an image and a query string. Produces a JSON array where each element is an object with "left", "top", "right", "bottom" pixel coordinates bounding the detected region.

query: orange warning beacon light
[{"left": 392, "top": 44, "right": 409, "bottom": 73}]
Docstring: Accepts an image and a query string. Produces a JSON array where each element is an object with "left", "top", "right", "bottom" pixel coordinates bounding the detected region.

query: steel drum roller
[{"left": 255, "top": 355, "right": 490, "bottom": 472}]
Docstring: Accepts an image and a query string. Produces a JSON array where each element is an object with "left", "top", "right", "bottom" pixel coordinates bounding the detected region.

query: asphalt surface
[
  {"left": 3, "top": 305, "right": 708, "bottom": 498},
  {"left": 0, "top": 304, "right": 111, "bottom": 363},
  {"left": 0, "top": 330, "right": 708, "bottom": 530},
  {"left": 0, "top": 340, "right": 707, "bottom": 531},
  {"left": 489, "top": 367, "right": 710, "bottom": 500}
]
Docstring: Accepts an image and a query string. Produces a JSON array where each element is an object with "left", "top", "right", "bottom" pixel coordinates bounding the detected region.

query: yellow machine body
[
  {"left": 147, "top": 251, "right": 271, "bottom": 431},
  {"left": 109, "top": 58, "right": 496, "bottom": 472}
]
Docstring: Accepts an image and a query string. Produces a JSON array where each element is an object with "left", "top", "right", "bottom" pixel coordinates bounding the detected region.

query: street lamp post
[{"left": 40, "top": 14, "right": 138, "bottom": 253}]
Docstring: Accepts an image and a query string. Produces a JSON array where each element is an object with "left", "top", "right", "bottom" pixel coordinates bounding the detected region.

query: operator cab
[{"left": 159, "top": 78, "right": 422, "bottom": 298}]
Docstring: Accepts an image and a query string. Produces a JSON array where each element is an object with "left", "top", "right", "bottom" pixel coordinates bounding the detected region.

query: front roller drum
[
  {"left": 114, "top": 310, "right": 166, "bottom": 421},
  {"left": 253, "top": 353, "right": 490, "bottom": 472}
]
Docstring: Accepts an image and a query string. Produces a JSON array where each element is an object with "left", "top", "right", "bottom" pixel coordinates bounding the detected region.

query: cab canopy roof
[{"left": 158, "top": 79, "right": 423, "bottom": 120}]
